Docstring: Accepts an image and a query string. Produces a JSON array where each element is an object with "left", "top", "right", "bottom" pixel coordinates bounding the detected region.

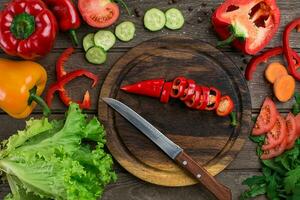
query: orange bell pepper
[{"left": 0, "top": 58, "right": 51, "bottom": 119}]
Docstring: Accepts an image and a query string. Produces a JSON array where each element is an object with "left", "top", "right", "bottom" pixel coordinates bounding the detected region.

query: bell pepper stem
[
  {"left": 29, "top": 87, "right": 51, "bottom": 117},
  {"left": 217, "top": 34, "right": 236, "bottom": 48},
  {"left": 230, "top": 112, "right": 237, "bottom": 127},
  {"left": 69, "top": 29, "right": 79, "bottom": 46}
]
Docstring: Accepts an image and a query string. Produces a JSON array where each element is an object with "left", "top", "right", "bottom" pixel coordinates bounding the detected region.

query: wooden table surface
[{"left": 0, "top": 0, "right": 299, "bottom": 199}]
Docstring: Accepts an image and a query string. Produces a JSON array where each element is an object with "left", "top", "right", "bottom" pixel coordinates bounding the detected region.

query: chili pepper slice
[
  {"left": 180, "top": 80, "right": 196, "bottom": 101},
  {"left": 160, "top": 82, "right": 172, "bottom": 104},
  {"left": 185, "top": 86, "right": 202, "bottom": 109},
  {"left": 46, "top": 69, "right": 99, "bottom": 109},
  {"left": 56, "top": 47, "right": 74, "bottom": 79},
  {"left": 205, "top": 87, "right": 222, "bottom": 111},
  {"left": 216, "top": 96, "right": 234, "bottom": 117},
  {"left": 170, "top": 76, "right": 188, "bottom": 98},
  {"left": 197, "top": 86, "right": 210, "bottom": 110},
  {"left": 283, "top": 18, "right": 300, "bottom": 81},
  {"left": 121, "top": 79, "right": 165, "bottom": 98}
]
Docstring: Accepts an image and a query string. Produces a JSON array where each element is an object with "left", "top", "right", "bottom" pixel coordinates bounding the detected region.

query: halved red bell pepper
[
  {"left": 170, "top": 77, "right": 188, "bottom": 98},
  {"left": 121, "top": 79, "right": 165, "bottom": 98},
  {"left": 212, "top": 0, "right": 280, "bottom": 55},
  {"left": 160, "top": 82, "right": 172, "bottom": 104}
]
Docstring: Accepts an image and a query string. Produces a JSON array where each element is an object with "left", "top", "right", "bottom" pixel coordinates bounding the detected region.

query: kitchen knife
[{"left": 103, "top": 98, "right": 232, "bottom": 200}]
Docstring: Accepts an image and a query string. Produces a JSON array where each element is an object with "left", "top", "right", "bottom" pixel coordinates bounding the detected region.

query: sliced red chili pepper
[
  {"left": 283, "top": 18, "right": 300, "bottom": 81},
  {"left": 180, "top": 80, "right": 196, "bottom": 102},
  {"left": 56, "top": 47, "right": 74, "bottom": 79},
  {"left": 196, "top": 86, "right": 210, "bottom": 110},
  {"left": 185, "top": 86, "right": 202, "bottom": 109},
  {"left": 160, "top": 82, "right": 172, "bottom": 104},
  {"left": 46, "top": 69, "right": 98, "bottom": 109},
  {"left": 121, "top": 79, "right": 165, "bottom": 98},
  {"left": 205, "top": 87, "right": 222, "bottom": 111},
  {"left": 170, "top": 76, "right": 188, "bottom": 98},
  {"left": 216, "top": 96, "right": 234, "bottom": 117}
]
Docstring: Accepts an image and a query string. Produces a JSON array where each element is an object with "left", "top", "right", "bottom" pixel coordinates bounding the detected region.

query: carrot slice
[
  {"left": 265, "top": 62, "right": 288, "bottom": 83},
  {"left": 273, "top": 75, "right": 296, "bottom": 102}
]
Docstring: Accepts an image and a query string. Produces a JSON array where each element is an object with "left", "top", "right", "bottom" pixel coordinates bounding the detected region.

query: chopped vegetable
[
  {"left": 265, "top": 62, "right": 288, "bottom": 84},
  {"left": 212, "top": 0, "right": 280, "bottom": 55},
  {"left": 0, "top": 103, "right": 117, "bottom": 200},
  {"left": 285, "top": 113, "right": 297, "bottom": 150},
  {"left": 252, "top": 98, "right": 278, "bottom": 136},
  {"left": 144, "top": 8, "right": 166, "bottom": 31},
  {"left": 230, "top": 112, "right": 237, "bottom": 127},
  {"left": 165, "top": 8, "right": 185, "bottom": 30},
  {"left": 273, "top": 75, "right": 295, "bottom": 102},
  {"left": 85, "top": 46, "right": 107, "bottom": 64},
  {"left": 0, "top": 0, "right": 58, "bottom": 59},
  {"left": 115, "top": 21, "right": 136, "bottom": 42},
  {"left": 83, "top": 33, "right": 95, "bottom": 52},
  {"left": 43, "top": 0, "right": 81, "bottom": 46},
  {"left": 78, "top": 0, "right": 120, "bottom": 28},
  {"left": 94, "top": 30, "right": 116, "bottom": 51},
  {"left": 160, "top": 82, "right": 172, "bottom": 104},
  {"left": 0, "top": 58, "right": 50, "bottom": 119},
  {"left": 216, "top": 95, "right": 234, "bottom": 117}
]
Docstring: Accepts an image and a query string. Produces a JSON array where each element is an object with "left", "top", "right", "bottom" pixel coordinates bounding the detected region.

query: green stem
[
  {"left": 217, "top": 34, "right": 236, "bottom": 48},
  {"left": 10, "top": 12, "right": 35, "bottom": 39},
  {"left": 69, "top": 29, "right": 79, "bottom": 46},
  {"left": 230, "top": 112, "right": 237, "bottom": 127},
  {"left": 28, "top": 87, "right": 51, "bottom": 117}
]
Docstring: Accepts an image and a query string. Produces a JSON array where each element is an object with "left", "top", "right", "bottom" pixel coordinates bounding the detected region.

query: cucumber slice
[
  {"left": 165, "top": 8, "right": 185, "bottom": 30},
  {"left": 83, "top": 33, "right": 95, "bottom": 52},
  {"left": 85, "top": 47, "right": 107, "bottom": 64},
  {"left": 115, "top": 21, "right": 136, "bottom": 42},
  {"left": 144, "top": 8, "right": 166, "bottom": 31},
  {"left": 94, "top": 30, "right": 116, "bottom": 51}
]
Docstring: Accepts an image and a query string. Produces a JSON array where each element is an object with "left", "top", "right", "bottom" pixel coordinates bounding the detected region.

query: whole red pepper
[
  {"left": 0, "top": 0, "right": 58, "bottom": 60},
  {"left": 43, "top": 0, "right": 81, "bottom": 46},
  {"left": 212, "top": 0, "right": 280, "bottom": 55}
]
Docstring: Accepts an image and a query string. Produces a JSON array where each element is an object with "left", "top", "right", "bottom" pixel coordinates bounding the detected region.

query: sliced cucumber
[
  {"left": 94, "top": 30, "right": 116, "bottom": 51},
  {"left": 165, "top": 8, "right": 185, "bottom": 30},
  {"left": 83, "top": 33, "right": 95, "bottom": 52},
  {"left": 144, "top": 8, "right": 166, "bottom": 31},
  {"left": 85, "top": 47, "right": 107, "bottom": 64},
  {"left": 115, "top": 21, "right": 136, "bottom": 42}
]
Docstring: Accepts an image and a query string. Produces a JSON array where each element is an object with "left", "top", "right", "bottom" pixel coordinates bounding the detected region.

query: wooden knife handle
[{"left": 175, "top": 151, "right": 232, "bottom": 200}]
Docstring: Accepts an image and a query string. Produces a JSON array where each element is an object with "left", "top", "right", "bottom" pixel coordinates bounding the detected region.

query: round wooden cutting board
[{"left": 98, "top": 36, "right": 252, "bottom": 187}]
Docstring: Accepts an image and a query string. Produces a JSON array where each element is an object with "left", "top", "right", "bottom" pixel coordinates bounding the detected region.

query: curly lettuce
[{"left": 0, "top": 103, "right": 116, "bottom": 200}]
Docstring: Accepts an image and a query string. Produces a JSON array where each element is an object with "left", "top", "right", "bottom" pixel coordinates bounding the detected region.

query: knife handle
[{"left": 175, "top": 151, "right": 232, "bottom": 200}]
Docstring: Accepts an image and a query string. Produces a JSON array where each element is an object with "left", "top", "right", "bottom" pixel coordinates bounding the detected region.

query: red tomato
[
  {"left": 252, "top": 97, "right": 278, "bottom": 135},
  {"left": 262, "top": 115, "right": 287, "bottom": 150},
  {"left": 261, "top": 138, "right": 287, "bottom": 160},
  {"left": 216, "top": 96, "right": 234, "bottom": 116},
  {"left": 295, "top": 114, "right": 300, "bottom": 136},
  {"left": 78, "top": 0, "right": 120, "bottom": 28},
  {"left": 285, "top": 113, "right": 297, "bottom": 150}
]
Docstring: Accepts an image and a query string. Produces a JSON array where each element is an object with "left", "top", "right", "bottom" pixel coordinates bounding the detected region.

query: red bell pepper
[
  {"left": 43, "top": 0, "right": 81, "bottom": 46},
  {"left": 170, "top": 77, "right": 188, "bottom": 98},
  {"left": 0, "top": 0, "right": 58, "bottom": 60},
  {"left": 212, "top": 0, "right": 280, "bottom": 55},
  {"left": 121, "top": 79, "right": 165, "bottom": 98},
  {"left": 46, "top": 69, "right": 99, "bottom": 109},
  {"left": 160, "top": 82, "right": 172, "bottom": 104},
  {"left": 283, "top": 18, "right": 300, "bottom": 81}
]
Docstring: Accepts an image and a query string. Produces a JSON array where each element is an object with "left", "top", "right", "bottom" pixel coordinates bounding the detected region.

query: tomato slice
[
  {"left": 216, "top": 96, "right": 234, "bottom": 116},
  {"left": 262, "top": 115, "right": 287, "bottom": 150},
  {"left": 252, "top": 97, "right": 278, "bottom": 135},
  {"left": 295, "top": 114, "right": 300, "bottom": 136},
  {"left": 78, "top": 0, "right": 120, "bottom": 28},
  {"left": 285, "top": 113, "right": 297, "bottom": 150},
  {"left": 261, "top": 138, "right": 287, "bottom": 160}
]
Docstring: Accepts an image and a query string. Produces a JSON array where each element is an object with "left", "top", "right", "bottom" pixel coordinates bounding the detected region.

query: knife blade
[{"left": 103, "top": 98, "right": 232, "bottom": 200}]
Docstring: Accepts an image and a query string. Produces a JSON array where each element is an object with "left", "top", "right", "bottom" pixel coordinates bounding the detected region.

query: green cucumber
[
  {"left": 115, "top": 21, "right": 136, "bottom": 42},
  {"left": 83, "top": 33, "right": 95, "bottom": 52},
  {"left": 165, "top": 8, "right": 185, "bottom": 30},
  {"left": 85, "top": 47, "right": 107, "bottom": 64},
  {"left": 144, "top": 8, "right": 166, "bottom": 31},
  {"left": 94, "top": 30, "right": 116, "bottom": 51}
]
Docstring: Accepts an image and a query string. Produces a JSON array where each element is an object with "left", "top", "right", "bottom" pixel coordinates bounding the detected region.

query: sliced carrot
[
  {"left": 265, "top": 62, "right": 288, "bottom": 84},
  {"left": 273, "top": 75, "right": 296, "bottom": 102}
]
